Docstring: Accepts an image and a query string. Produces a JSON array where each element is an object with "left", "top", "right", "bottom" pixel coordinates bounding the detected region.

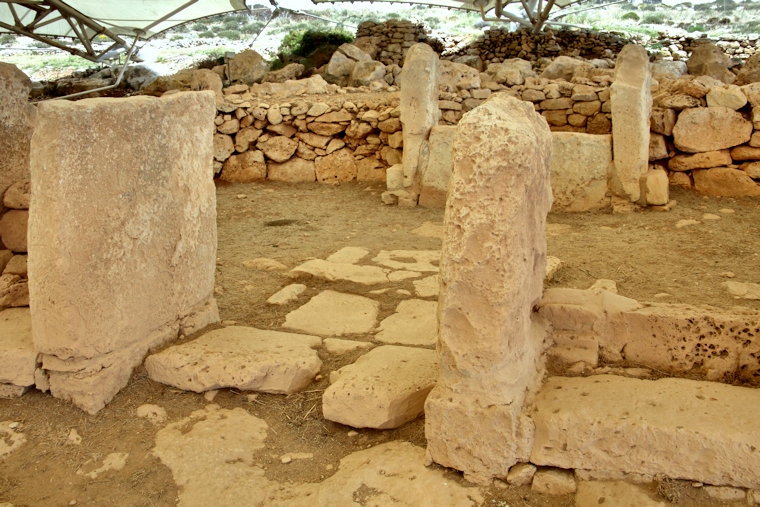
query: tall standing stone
[
  {"left": 397, "top": 43, "right": 439, "bottom": 206},
  {"left": 29, "top": 92, "right": 219, "bottom": 413},
  {"left": 0, "top": 63, "right": 35, "bottom": 205},
  {"left": 418, "top": 126, "right": 457, "bottom": 208},
  {"left": 610, "top": 45, "right": 652, "bottom": 202},
  {"left": 425, "top": 94, "right": 553, "bottom": 484}
]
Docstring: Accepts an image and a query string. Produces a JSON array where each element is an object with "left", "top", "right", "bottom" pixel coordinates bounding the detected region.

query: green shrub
[
  {"left": 198, "top": 30, "right": 215, "bottom": 38},
  {"left": 686, "top": 23, "right": 705, "bottom": 32},
  {"left": 240, "top": 21, "right": 265, "bottom": 34},
  {"left": 0, "top": 33, "right": 16, "bottom": 44},
  {"left": 278, "top": 28, "right": 354, "bottom": 59},
  {"left": 170, "top": 34, "right": 185, "bottom": 41},
  {"left": 621, "top": 11, "right": 640, "bottom": 21},
  {"left": 217, "top": 29, "right": 240, "bottom": 40},
  {"left": 191, "top": 22, "right": 209, "bottom": 31},
  {"left": 641, "top": 12, "right": 666, "bottom": 24}
]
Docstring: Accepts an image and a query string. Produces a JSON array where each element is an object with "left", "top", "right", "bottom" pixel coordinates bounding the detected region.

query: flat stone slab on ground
[
  {"left": 325, "top": 246, "right": 370, "bottom": 264},
  {"left": 266, "top": 283, "right": 307, "bottom": 305},
  {"left": 0, "top": 307, "right": 35, "bottom": 387},
  {"left": 531, "top": 375, "right": 760, "bottom": 489},
  {"left": 375, "top": 299, "right": 438, "bottom": 346},
  {"left": 289, "top": 258, "right": 389, "bottom": 285},
  {"left": 322, "top": 345, "right": 438, "bottom": 429},
  {"left": 413, "top": 274, "right": 439, "bottom": 298},
  {"left": 283, "top": 290, "right": 379, "bottom": 336},
  {"left": 144, "top": 326, "right": 322, "bottom": 394},
  {"left": 372, "top": 250, "right": 440, "bottom": 272},
  {"left": 322, "top": 338, "right": 373, "bottom": 355}
]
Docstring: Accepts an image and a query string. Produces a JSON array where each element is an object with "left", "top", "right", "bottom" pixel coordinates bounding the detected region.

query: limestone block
[
  {"left": 234, "top": 127, "right": 262, "bottom": 152},
  {"left": 267, "top": 158, "right": 315, "bottom": 182},
  {"left": 743, "top": 161, "right": 760, "bottom": 179},
  {"left": 228, "top": 49, "right": 268, "bottom": 85},
  {"left": 669, "top": 171, "right": 692, "bottom": 188},
  {"left": 350, "top": 61, "right": 386, "bottom": 86},
  {"left": 425, "top": 94, "right": 552, "bottom": 483},
  {"left": 0, "top": 273, "right": 28, "bottom": 307},
  {"left": 145, "top": 327, "right": 321, "bottom": 394},
  {"left": 0, "top": 210, "right": 28, "bottom": 252},
  {"left": 736, "top": 53, "right": 760, "bottom": 86},
  {"left": 668, "top": 149, "right": 732, "bottom": 171},
  {"left": 541, "top": 56, "right": 592, "bottom": 81},
  {"left": 0, "top": 250, "right": 12, "bottom": 273},
  {"left": 315, "top": 148, "right": 357, "bottom": 182},
  {"left": 29, "top": 92, "right": 218, "bottom": 413},
  {"left": 573, "top": 100, "right": 601, "bottom": 116},
  {"left": 419, "top": 125, "right": 456, "bottom": 209},
  {"left": 693, "top": 167, "right": 760, "bottom": 196},
  {"left": 296, "top": 132, "right": 331, "bottom": 149},
  {"left": 258, "top": 136, "right": 298, "bottom": 163},
  {"left": 611, "top": 45, "right": 652, "bottom": 202},
  {"left": 400, "top": 43, "right": 439, "bottom": 188},
  {"left": 506, "top": 463, "right": 537, "bottom": 486},
  {"left": 289, "top": 259, "right": 389, "bottom": 285},
  {"left": 220, "top": 150, "right": 266, "bottom": 183},
  {"left": 0, "top": 308, "right": 35, "bottom": 386},
  {"left": 531, "top": 375, "right": 760, "bottom": 488},
  {"left": 438, "top": 60, "right": 481, "bottom": 91},
  {"left": 217, "top": 117, "right": 239, "bottom": 135},
  {"left": 586, "top": 113, "right": 611, "bottom": 134},
  {"left": 307, "top": 122, "right": 346, "bottom": 136},
  {"left": 484, "top": 59, "right": 534, "bottom": 86},
  {"left": 261, "top": 63, "right": 304, "bottom": 83},
  {"left": 751, "top": 132, "right": 760, "bottom": 148},
  {"left": 0, "top": 63, "right": 35, "bottom": 202},
  {"left": 672, "top": 107, "right": 752, "bottom": 153},
  {"left": 283, "top": 290, "right": 379, "bottom": 336},
  {"left": 356, "top": 158, "right": 386, "bottom": 182},
  {"left": 531, "top": 468, "right": 576, "bottom": 495},
  {"left": 706, "top": 85, "right": 748, "bottom": 110},
  {"left": 650, "top": 107, "right": 677, "bottom": 136},
  {"left": 3, "top": 180, "right": 30, "bottom": 210},
  {"left": 731, "top": 145, "right": 760, "bottom": 161},
  {"left": 550, "top": 133, "right": 611, "bottom": 212},
  {"left": 386, "top": 164, "right": 404, "bottom": 190},
  {"left": 213, "top": 133, "right": 234, "bottom": 162},
  {"left": 642, "top": 167, "right": 669, "bottom": 206},
  {"left": 649, "top": 134, "right": 668, "bottom": 161},
  {"left": 322, "top": 345, "right": 438, "bottom": 429},
  {"left": 375, "top": 299, "right": 437, "bottom": 346},
  {"left": 686, "top": 41, "right": 735, "bottom": 83}
]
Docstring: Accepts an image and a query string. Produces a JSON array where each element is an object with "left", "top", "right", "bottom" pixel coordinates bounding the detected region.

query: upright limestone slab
[
  {"left": 610, "top": 44, "right": 651, "bottom": 202},
  {"left": 29, "top": 91, "right": 219, "bottom": 413},
  {"left": 398, "top": 43, "right": 439, "bottom": 203},
  {"left": 0, "top": 63, "right": 35, "bottom": 200},
  {"left": 425, "top": 94, "right": 553, "bottom": 483}
]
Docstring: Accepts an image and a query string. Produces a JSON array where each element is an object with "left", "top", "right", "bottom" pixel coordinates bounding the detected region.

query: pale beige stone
[
  {"left": 0, "top": 64, "right": 34, "bottom": 202},
  {"left": 723, "top": 280, "right": 760, "bottom": 300},
  {"left": 506, "top": 462, "right": 537, "bottom": 486},
  {"left": 266, "top": 284, "right": 306, "bottom": 305},
  {"left": 706, "top": 84, "right": 748, "bottom": 109},
  {"left": 220, "top": 150, "right": 266, "bottom": 183},
  {"left": 649, "top": 133, "right": 668, "bottom": 161},
  {"left": 267, "top": 158, "right": 315, "bottom": 182},
  {"left": 372, "top": 250, "right": 439, "bottom": 272},
  {"left": 731, "top": 145, "right": 760, "bottom": 160},
  {"left": 323, "top": 345, "right": 438, "bottom": 429},
  {"left": 669, "top": 171, "right": 692, "bottom": 188},
  {"left": 668, "top": 150, "right": 732, "bottom": 171},
  {"left": 743, "top": 161, "right": 760, "bottom": 179},
  {"left": 687, "top": 41, "right": 735, "bottom": 83},
  {"left": 531, "top": 468, "right": 576, "bottom": 495},
  {"left": 322, "top": 338, "right": 373, "bottom": 355},
  {"left": 283, "top": 290, "right": 379, "bottom": 336},
  {"left": 673, "top": 107, "right": 753, "bottom": 153},
  {"left": 325, "top": 246, "right": 369, "bottom": 264},
  {"left": 0, "top": 210, "right": 27, "bottom": 252},
  {"left": 650, "top": 107, "right": 677, "bottom": 136},
  {"left": 0, "top": 273, "right": 28, "bottom": 307},
  {"left": 693, "top": 167, "right": 760, "bottom": 196},
  {"left": 315, "top": 148, "right": 357, "bottom": 182},
  {"left": 233, "top": 127, "right": 262, "bottom": 152},
  {"left": 29, "top": 92, "right": 218, "bottom": 413},
  {"left": 426, "top": 94, "right": 552, "bottom": 484},
  {"left": 145, "top": 327, "right": 321, "bottom": 394},
  {"left": 643, "top": 167, "right": 669, "bottom": 206},
  {"left": 213, "top": 133, "right": 234, "bottom": 162},
  {"left": 610, "top": 44, "right": 652, "bottom": 201},
  {"left": 3, "top": 180, "right": 30, "bottom": 210},
  {"left": 531, "top": 375, "right": 760, "bottom": 489},
  {"left": 704, "top": 486, "right": 746, "bottom": 501},
  {"left": 419, "top": 125, "right": 456, "bottom": 209},
  {"left": 356, "top": 158, "right": 386, "bottom": 182},
  {"left": 228, "top": 49, "right": 268, "bottom": 85},
  {"left": 413, "top": 274, "right": 439, "bottom": 298},
  {"left": 575, "top": 481, "right": 666, "bottom": 507},
  {"left": 258, "top": 136, "right": 298, "bottom": 163},
  {"left": 241, "top": 258, "right": 287, "bottom": 271},
  {"left": 541, "top": 56, "right": 592, "bottom": 81},
  {"left": 290, "top": 259, "right": 388, "bottom": 285},
  {"left": 375, "top": 299, "right": 437, "bottom": 346},
  {"left": 0, "top": 308, "right": 34, "bottom": 386},
  {"left": 550, "top": 132, "right": 611, "bottom": 212}
]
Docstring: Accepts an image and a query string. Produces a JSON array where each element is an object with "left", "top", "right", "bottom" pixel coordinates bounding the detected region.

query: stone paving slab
[
  {"left": 145, "top": 326, "right": 322, "bottom": 394},
  {"left": 325, "top": 246, "right": 370, "bottom": 264},
  {"left": 0, "top": 307, "right": 35, "bottom": 388},
  {"left": 322, "top": 345, "right": 438, "bottom": 429},
  {"left": 289, "top": 259, "right": 389, "bottom": 285},
  {"left": 375, "top": 299, "right": 438, "bottom": 346},
  {"left": 322, "top": 338, "right": 373, "bottom": 355},
  {"left": 372, "top": 250, "right": 440, "bottom": 272},
  {"left": 413, "top": 274, "right": 439, "bottom": 298},
  {"left": 283, "top": 290, "right": 379, "bottom": 336},
  {"left": 266, "top": 283, "right": 307, "bottom": 305},
  {"left": 531, "top": 375, "right": 760, "bottom": 489}
]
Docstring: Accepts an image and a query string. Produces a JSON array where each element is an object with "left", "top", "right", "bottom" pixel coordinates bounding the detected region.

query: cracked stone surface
[
  {"left": 375, "top": 299, "right": 438, "bottom": 346},
  {"left": 372, "top": 250, "right": 440, "bottom": 272},
  {"left": 283, "top": 290, "right": 379, "bottom": 336},
  {"left": 289, "top": 259, "right": 389, "bottom": 285}
]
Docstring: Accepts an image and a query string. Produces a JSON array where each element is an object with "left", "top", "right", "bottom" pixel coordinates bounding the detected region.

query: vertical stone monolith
[
  {"left": 424, "top": 94, "right": 553, "bottom": 484},
  {"left": 418, "top": 125, "right": 457, "bottom": 208},
  {"left": 28, "top": 92, "right": 219, "bottom": 413},
  {"left": 394, "top": 43, "right": 439, "bottom": 206},
  {"left": 610, "top": 44, "right": 652, "bottom": 202},
  {"left": 0, "top": 63, "right": 35, "bottom": 202}
]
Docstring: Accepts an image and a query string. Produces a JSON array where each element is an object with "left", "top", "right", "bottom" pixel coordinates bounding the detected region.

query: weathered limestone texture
[
  {"left": 0, "top": 63, "right": 35, "bottom": 203},
  {"left": 550, "top": 132, "right": 611, "bottom": 212},
  {"left": 610, "top": 44, "right": 651, "bottom": 202},
  {"left": 531, "top": 375, "right": 760, "bottom": 489},
  {"left": 418, "top": 126, "right": 456, "bottom": 209},
  {"left": 28, "top": 91, "right": 219, "bottom": 414},
  {"left": 395, "top": 43, "right": 439, "bottom": 205},
  {"left": 425, "top": 94, "right": 553, "bottom": 484}
]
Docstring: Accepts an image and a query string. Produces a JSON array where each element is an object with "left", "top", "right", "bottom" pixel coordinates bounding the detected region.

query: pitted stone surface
[
  {"left": 375, "top": 299, "right": 438, "bottom": 346},
  {"left": 322, "top": 345, "right": 438, "bottom": 429},
  {"left": 531, "top": 375, "right": 760, "bottom": 489},
  {"left": 283, "top": 290, "right": 379, "bottom": 336},
  {"left": 372, "top": 250, "right": 440, "bottom": 272},
  {"left": 0, "top": 308, "right": 35, "bottom": 387},
  {"left": 290, "top": 259, "right": 389, "bottom": 285},
  {"left": 145, "top": 327, "right": 321, "bottom": 394}
]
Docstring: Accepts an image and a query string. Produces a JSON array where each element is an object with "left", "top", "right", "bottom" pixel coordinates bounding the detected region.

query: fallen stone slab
[
  {"left": 372, "top": 250, "right": 440, "bottom": 272},
  {"left": 289, "top": 259, "right": 389, "bottom": 285},
  {"left": 0, "top": 307, "right": 36, "bottom": 388},
  {"left": 723, "top": 280, "right": 760, "bottom": 300},
  {"left": 145, "top": 326, "right": 322, "bottom": 394},
  {"left": 266, "top": 284, "right": 307, "bottom": 305},
  {"left": 531, "top": 375, "right": 760, "bottom": 489},
  {"left": 375, "top": 299, "right": 438, "bottom": 346},
  {"left": 283, "top": 290, "right": 379, "bottom": 336},
  {"left": 325, "top": 246, "right": 370, "bottom": 264},
  {"left": 322, "top": 345, "right": 438, "bottom": 429}
]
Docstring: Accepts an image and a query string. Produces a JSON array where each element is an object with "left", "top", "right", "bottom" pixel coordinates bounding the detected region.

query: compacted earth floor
[{"left": 1, "top": 181, "right": 759, "bottom": 506}]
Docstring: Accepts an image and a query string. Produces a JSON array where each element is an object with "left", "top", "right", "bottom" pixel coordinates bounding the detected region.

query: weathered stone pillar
[
  {"left": 610, "top": 44, "right": 651, "bottom": 202},
  {"left": 386, "top": 43, "right": 439, "bottom": 207},
  {"left": 28, "top": 92, "right": 219, "bottom": 413},
  {"left": 425, "top": 94, "right": 553, "bottom": 483},
  {"left": 418, "top": 125, "right": 457, "bottom": 208},
  {"left": 0, "top": 63, "right": 35, "bottom": 200}
]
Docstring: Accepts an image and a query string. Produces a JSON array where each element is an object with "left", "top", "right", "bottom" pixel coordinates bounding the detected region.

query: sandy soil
[{"left": 1, "top": 181, "right": 758, "bottom": 506}]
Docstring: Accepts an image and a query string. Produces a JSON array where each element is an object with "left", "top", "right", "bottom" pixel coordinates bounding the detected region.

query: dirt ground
[{"left": 1, "top": 181, "right": 759, "bottom": 506}]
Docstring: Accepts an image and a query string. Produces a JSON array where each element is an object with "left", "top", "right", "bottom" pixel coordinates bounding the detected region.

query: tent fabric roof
[{"left": 310, "top": 0, "right": 581, "bottom": 14}]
